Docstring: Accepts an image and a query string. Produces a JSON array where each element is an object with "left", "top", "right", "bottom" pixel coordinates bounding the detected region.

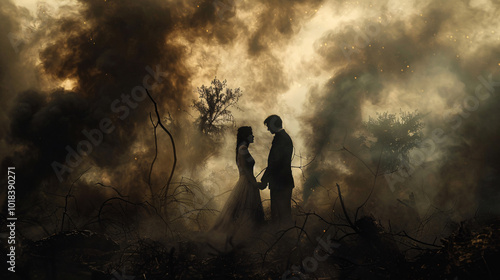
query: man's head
[{"left": 264, "top": 115, "right": 282, "bottom": 134}]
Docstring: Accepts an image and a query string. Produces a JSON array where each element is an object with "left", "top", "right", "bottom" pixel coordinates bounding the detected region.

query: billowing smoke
[
  {"left": 0, "top": 0, "right": 327, "bottom": 238},
  {"left": 1, "top": 0, "right": 499, "bottom": 242},
  {"left": 301, "top": 0, "right": 500, "bottom": 234},
  {"left": 2, "top": 0, "right": 193, "bottom": 202}
]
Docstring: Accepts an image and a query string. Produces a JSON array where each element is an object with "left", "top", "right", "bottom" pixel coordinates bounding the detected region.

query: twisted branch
[{"left": 146, "top": 89, "right": 177, "bottom": 208}]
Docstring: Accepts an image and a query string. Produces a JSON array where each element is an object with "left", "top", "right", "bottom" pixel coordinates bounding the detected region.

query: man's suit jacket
[{"left": 262, "top": 129, "right": 294, "bottom": 190}]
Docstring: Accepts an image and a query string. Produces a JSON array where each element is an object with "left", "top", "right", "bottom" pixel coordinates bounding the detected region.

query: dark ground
[{"left": 2, "top": 216, "right": 499, "bottom": 280}]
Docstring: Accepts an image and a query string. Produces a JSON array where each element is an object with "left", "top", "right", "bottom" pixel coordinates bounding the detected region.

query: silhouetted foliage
[
  {"left": 362, "top": 110, "right": 424, "bottom": 173},
  {"left": 193, "top": 78, "right": 242, "bottom": 135}
]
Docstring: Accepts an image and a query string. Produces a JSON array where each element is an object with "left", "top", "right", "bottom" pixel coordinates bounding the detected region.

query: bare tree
[{"left": 193, "top": 77, "right": 242, "bottom": 135}]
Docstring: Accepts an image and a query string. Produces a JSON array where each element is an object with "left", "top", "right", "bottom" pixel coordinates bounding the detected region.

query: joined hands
[{"left": 257, "top": 181, "right": 267, "bottom": 190}]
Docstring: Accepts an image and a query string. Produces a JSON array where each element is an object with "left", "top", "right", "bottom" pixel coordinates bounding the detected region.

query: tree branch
[
  {"left": 148, "top": 112, "right": 159, "bottom": 201},
  {"left": 336, "top": 183, "right": 359, "bottom": 234},
  {"left": 146, "top": 89, "right": 177, "bottom": 209}
]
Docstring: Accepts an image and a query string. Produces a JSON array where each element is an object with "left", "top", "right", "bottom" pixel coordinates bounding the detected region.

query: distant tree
[
  {"left": 362, "top": 110, "right": 424, "bottom": 173},
  {"left": 192, "top": 77, "right": 242, "bottom": 135}
]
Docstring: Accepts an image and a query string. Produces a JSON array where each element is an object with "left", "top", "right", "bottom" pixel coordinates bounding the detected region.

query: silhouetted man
[{"left": 260, "top": 115, "right": 294, "bottom": 227}]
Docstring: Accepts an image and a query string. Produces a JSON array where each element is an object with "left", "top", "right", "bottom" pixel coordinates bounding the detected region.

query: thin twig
[
  {"left": 355, "top": 147, "right": 383, "bottom": 221},
  {"left": 397, "top": 231, "right": 441, "bottom": 248},
  {"left": 336, "top": 183, "right": 359, "bottom": 234},
  {"left": 61, "top": 168, "right": 90, "bottom": 232},
  {"left": 341, "top": 146, "right": 375, "bottom": 176},
  {"left": 291, "top": 154, "right": 316, "bottom": 169},
  {"left": 98, "top": 197, "right": 148, "bottom": 227},
  {"left": 148, "top": 112, "right": 159, "bottom": 200},
  {"left": 95, "top": 182, "right": 128, "bottom": 197},
  {"left": 146, "top": 89, "right": 177, "bottom": 209},
  {"left": 262, "top": 224, "right": 311, "bottom": 264}
]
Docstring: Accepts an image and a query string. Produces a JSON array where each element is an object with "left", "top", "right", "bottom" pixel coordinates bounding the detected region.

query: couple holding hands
[{"left": 212, "top": 115, "right": 295, "bottom": 233}]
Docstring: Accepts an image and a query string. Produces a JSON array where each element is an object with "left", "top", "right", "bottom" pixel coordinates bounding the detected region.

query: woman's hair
[{"left": 236, "top": 126, "right": 253, "bottom": 162}]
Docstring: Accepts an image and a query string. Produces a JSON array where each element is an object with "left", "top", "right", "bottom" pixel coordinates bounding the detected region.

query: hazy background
[{"left": 1, "top": 0, "right": 499, "bottom": 241}]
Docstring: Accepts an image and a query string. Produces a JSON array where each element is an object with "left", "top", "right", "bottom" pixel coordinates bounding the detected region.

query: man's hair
[{"left": 264, "top": 115, "right": 282, "bottom": 129}]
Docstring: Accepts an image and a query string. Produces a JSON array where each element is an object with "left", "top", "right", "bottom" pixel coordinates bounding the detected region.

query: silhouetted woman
[{"left": 211, "top": 126, "right": 265, "bottom": 233}]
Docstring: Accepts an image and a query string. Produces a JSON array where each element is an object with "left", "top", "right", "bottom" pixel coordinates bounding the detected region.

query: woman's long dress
[{"left": 211, "top": 145, "right": 265, "bottom": 233}]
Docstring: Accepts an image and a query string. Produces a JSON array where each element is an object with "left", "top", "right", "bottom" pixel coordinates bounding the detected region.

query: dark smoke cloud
[
  {"left": 241, "top": 0, "right": 325, "bottom": 106},
  {"left": 0, "top": 0, "right": 29, "bottom": 154},
  {"left": 0, "top": 0, "right": 330, "bottom": 236},
  {"left": 301, "top": 0, "right": 500, "bottom": 226},
  {"left": 1, "top": 1, "right": 171, "bottom": 201},
  {"left": 247, "top": 0, "right": 324, "bottom": 56},
  {"left": 0, "top": 0, "right": 231, "bottom": 206},
  {"left": 2, "top": 0, "right": 497, "bottom": 242}
]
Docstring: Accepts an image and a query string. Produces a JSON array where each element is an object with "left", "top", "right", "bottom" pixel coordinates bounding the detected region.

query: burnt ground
[{"left": 2, "top": 217, "right": 499, "bottom": 280}]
